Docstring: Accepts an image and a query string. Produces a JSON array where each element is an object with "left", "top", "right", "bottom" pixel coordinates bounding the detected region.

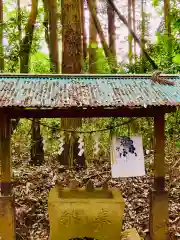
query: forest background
[{"left": 0, "top": 0, "right": 179, "bottom": 239}]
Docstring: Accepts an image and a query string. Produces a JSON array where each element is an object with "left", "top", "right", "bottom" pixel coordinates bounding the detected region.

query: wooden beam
[
  {"left": 0, "top": 115, "right": 12, "bottom": 196},
  {"left": 154, "top": 114, "right": 165, "bottom": 190},
  {"left": 2, "top": 106, "right": 176, "bottom": 119},
  {"left": 149, "top": 114, "right": 168, "bottom": 240}
]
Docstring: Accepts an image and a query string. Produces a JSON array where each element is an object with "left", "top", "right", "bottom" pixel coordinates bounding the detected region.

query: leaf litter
[{"left": 13, "top": 153, "right": 180, "bottom": 240}]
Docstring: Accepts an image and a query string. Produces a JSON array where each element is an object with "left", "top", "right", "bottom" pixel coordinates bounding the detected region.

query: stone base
[
  {"left": 0, "top": 195, "right": 16, "bottom": 240},
  {"left": 149, "top": 189, "right": 168, "bottom": 240}
]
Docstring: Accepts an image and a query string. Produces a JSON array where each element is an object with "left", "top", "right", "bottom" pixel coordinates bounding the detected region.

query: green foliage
[
  {"left": 131, "top": 31, "right": 180, "bottom": 73},
  {"left": 145, "top": 33, "right": 179, "bottom": 70},
  {"left": 146, "top": 0, "right": 180, "bottom": 73},
  {"left": 166, "top": 112, "right": 180, "bottom": 142},
  {"left": 2, "top": 0, "right": 179, "bottom": 166},
  {"left": 12, "top": 113, "right": 179, "bottom": 166},
  {"left": 84, "top": 46, "right": 111, "bottom": 73},
  {"left": 85, "top": 46, "right": 125, "bottom": 74},
  {"left": 30, "top": 52, "right": 50, "bottom": 73},
  {"left": 152, "top": 0, "right": 160, "bottom": 7},
  {"left": 94, "top": 47, "right": 110, "bottom": 73},
  {"left": 90, "top": 42, "right": 98, "bottom": 49},
  {"left": 3, "top": 1, "right": 46, "bottom": 73},
  {"left": 11, "top": 119, "right": 32, "bottom": 165},
  {"left": 173, "top": 54, "right": 180, "bottom": 64},
  {"left": 171, "top": 5, "right": 180, "bottom": 34}
]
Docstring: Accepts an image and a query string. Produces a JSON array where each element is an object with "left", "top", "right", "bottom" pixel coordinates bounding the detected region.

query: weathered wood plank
[
  {"left": 0, "top": 115, "right": 11, "bottom": 196},
  {"left": 149, "top": 114, "right": 168, "bottom": 240},
  {"left": 1, "top": 106, "right": 176, "bottom": 118}
]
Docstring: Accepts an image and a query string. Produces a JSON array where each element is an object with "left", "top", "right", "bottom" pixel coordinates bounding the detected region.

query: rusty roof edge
[{"left": 0, "top": 73, "right": 179, "bottom": 78}]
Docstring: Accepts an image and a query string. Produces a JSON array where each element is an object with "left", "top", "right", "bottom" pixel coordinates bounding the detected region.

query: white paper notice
[{"left": 111, "top": 136, "right": 145, "bottom": 178}]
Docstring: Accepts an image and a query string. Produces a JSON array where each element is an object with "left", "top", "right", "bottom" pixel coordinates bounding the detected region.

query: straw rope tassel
[
  {"left": 58, "top": 131, "right": 65, "bottom": 155},
  {"left": 78, "top": 133, "right": 84, "bottom": 156},
  {"left": 94, "top": 133, "right": 100, "bottom": 156}
]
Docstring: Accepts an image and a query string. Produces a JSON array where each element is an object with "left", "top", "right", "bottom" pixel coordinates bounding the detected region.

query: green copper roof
[{"left": 0, "top": 74, "right": 179, "bottom": 108}]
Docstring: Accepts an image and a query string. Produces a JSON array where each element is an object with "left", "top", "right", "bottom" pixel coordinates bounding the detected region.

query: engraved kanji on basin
[{"left": 48, "top": 180, "right": 125, "bottom": 240}]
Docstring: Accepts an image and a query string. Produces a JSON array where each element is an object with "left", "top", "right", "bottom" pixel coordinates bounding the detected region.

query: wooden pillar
[
  {"left": 0, "top": 113, "right": 15, "bottom": 240},
  {"left": 0, "top": 114, "right": 12, "bottom": 195},
  {"left": 149, "top": 113, "right": 168, "bottom": 240}
]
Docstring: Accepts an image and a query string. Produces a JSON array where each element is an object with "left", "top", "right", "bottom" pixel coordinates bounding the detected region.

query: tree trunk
[
  {"left": 87, "top": 0, "right": 117, "bottom": 72},
  {"left": 0, "top": 0, "right": 4, "bottom": 71},
  {"left": 141, "top": 0, "right": 146, "bottom": 73},
  {"left": 132, "top": 0, "right": 137, "bottom": 63},
  {"left": 20, "top": 0, "right": 44, "bottom": 165},
  {"left": 128, "top": 0, "right": 133, "bottom": 67},
  {"left": 164, "top": 0, "right": 172, "bottom": 63},
  {"left": 17, "top": 0, "right": 21, "bottom": 56},
  {"left": 30, "top": 119, "right": 44, "bottom": 165},
  {"left": 89, "top": 0, "right": 97, "bottom": 73},
  {"left": 140, "top": 0, "right": 146, "bottom": 73},
  {"left": 47, "top": 0, "right": 59, "bottom": 73},
  {"left": 107, "top": 0, "right": 117, "bottom": 63},
  {"left": 7, "top": 0, "right": 20, "bottom": 73},
  {"left": 11, "top": 0, "right": 21, "bottom": 135},
  {"left": 61, "top": 0, "right": 83, "bottom": 73},
  {"left": 20, "top": 0, "right": 38, "bottom": 73},
  {"left": 107, "top": 0, "right": 158, "bottom": 69},
  {"left": 43, "top": 0, "right": 59, "bottom": 72},
  {"left": 10, "top": 1, "right": 44, "bottom": 166},
  {"left": 42, "top": 0, "right": 50, "bottom": 51},
  {"left": 60, "top": 0, "right": 85, "bottom": 167},
  {"left": 81, "top": 0, "right": 87, "bottom": 62}
]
